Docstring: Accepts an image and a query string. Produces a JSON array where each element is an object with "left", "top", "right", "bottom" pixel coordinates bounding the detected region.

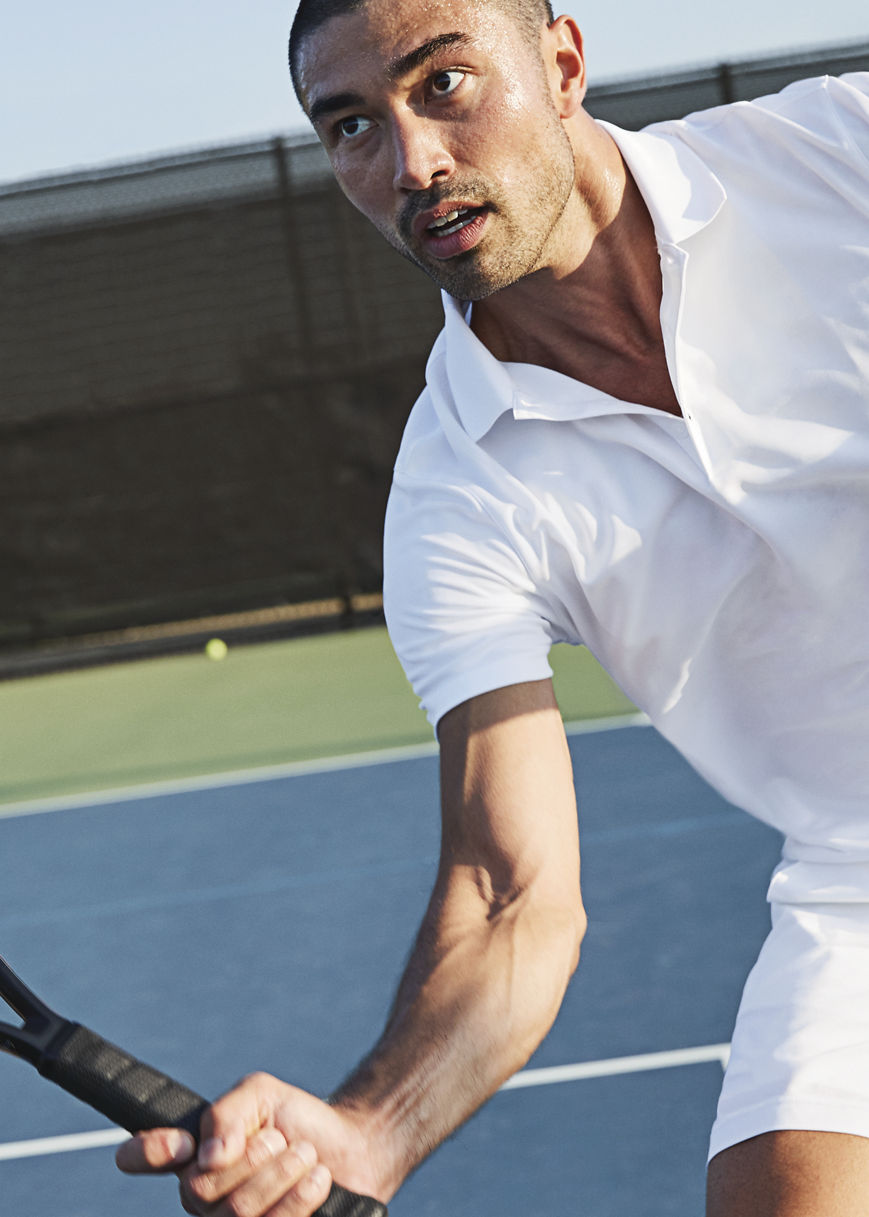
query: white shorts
[{"left": 709, "top": 900, "right": 869, "bottom": 1163}]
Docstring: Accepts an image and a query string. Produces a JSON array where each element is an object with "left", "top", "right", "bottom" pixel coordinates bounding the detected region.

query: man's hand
[{"left": 116, "top": 1073, "right": 382, "bottom": 1216}]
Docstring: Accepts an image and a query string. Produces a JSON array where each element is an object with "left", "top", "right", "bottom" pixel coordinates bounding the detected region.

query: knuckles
[
  {"left": 240, "top": 1070, "right": 275, "bottom": 1089},
  {"left": 183, "top": 1168, "right": 222, "bottom": 1206}
]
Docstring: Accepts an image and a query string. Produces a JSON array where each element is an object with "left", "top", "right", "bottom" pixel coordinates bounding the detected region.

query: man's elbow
[
  {"left": 568, "top": 900, "right": 588, "bottom": 975},
  {"left": 524, "top": 888, "right": 587, "bottom": 991},
  {"left": 504, "top": 893, "right": 586, "bottom": 1066},
  {"left": 560, "top": 897, "right": 587, "bottom": 979}
]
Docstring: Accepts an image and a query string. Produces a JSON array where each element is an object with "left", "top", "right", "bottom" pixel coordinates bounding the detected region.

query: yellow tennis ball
[{"left": 205, "top": 638, "right": 228, "bottom": 661}]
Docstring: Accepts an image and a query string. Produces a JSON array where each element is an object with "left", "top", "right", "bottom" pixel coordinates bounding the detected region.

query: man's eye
[
  {"left": 430, "top": 70, "right": 465, "bottom": 96},
  {"left": 337, "top": 115, "right": 374, "bottom": 139}
]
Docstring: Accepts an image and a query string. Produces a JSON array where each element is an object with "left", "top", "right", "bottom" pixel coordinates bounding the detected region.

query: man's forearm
[{"left": 329, "top": 881, "right": 585, "bottom": 1198}]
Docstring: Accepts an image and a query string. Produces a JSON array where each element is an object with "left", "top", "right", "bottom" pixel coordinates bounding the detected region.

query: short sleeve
[{"left": 383, "top": 474, "right": 557, "bottom": 730}]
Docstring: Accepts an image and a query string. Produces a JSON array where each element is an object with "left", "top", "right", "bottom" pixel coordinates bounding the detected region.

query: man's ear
[{"left": 544, "top": 16, "right": 587, "bottom": 118}]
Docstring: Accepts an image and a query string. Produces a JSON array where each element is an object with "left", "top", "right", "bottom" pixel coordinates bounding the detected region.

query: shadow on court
[{"left": 0, "top": 725, "right": 782, "bottom": 1217}]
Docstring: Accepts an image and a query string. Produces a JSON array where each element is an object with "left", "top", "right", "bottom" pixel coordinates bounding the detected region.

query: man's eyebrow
[
  {"left": 308, "top": 91, "right": 366, "bottom": 127},
  {"left": 387, "top": 31, "right": 472, "bottom": 81},
  {"left": 307, "top": 32, "right": 472, "bottom": 127}
]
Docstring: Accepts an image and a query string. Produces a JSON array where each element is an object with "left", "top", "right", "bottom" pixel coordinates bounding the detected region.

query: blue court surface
[{"left": 0, "top": 720, "right": 783, "bottom": 1217}]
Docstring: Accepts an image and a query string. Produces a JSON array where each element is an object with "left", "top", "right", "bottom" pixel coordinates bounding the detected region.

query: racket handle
[
  {"left": 316, "top": 1185, "right": 388, "bottom": 1217},
  {"left": 39, "top": 1023, "right": 387, "bottom": 1216},
  {"left": 39, "top": 1023, "right": 208, "bottom": 1135}
]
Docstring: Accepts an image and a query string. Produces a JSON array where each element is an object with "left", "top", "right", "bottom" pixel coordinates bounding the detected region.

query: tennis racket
[{"left": 0, "top": 954, "right": 386, "bottom": 1217}]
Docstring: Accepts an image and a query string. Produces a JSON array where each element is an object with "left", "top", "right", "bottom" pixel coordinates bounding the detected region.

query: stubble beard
[{"left": 386, "top": 117, "right": 576, "bottom": 302}]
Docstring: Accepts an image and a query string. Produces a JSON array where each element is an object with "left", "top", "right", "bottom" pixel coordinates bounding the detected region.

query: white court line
[
  {"left": 500, "top": 1042, "right": 731, "bottom": 1089},
  {"left": 0, "top": 1036, "right": 725, "bottom": 1163},
  {"left": 0, "top": 1128, "right": 128, "bottom": 1161},
  {"left": 0, "top": 712, "right": 649, "bottom": 822}
]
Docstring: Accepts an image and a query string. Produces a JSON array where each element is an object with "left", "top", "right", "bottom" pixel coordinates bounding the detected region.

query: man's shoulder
[{"left": 652, "top": 72, "right": 869, "bottom": 169}]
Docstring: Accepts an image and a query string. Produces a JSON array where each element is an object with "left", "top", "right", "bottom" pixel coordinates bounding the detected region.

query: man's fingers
[
  {"left": 198, "top": 1072, "right": 288, "bottom": 1171},
  {"left": 182, "top": 1128, "right": 288, "bottom": 1208},
  {"left": 224, "top": 1143, "right": 330, "bottom": 1217},
  {"left": 275, "top": 1161, "right": 333, "bottom": 1217},
  {"left": 183, "top": 1138, "right": 330, "bottom": 1217},
  {"left": 115, "top": 1127, "right": 197, "bottom": 1174}
]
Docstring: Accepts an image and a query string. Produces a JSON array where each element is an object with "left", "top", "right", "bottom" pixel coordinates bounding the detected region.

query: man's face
[{"left": 297, "top": 0, "right": 577, "bottom": 300}]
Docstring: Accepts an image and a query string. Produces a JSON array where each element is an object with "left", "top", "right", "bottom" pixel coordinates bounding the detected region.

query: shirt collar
[
  {"left": 600, "top": 119, "right": 726, "bottom": 246},
  {"left": 438, "top": 120, "right": 727, "bottom": 441},
  {"left": 440, "top": 294, "right": 516, "bottom": 441}
]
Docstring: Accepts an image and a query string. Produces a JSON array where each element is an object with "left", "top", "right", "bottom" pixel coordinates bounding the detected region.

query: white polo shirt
[{"left": 383, "top": 74, "right": 869, "bottom": 902}]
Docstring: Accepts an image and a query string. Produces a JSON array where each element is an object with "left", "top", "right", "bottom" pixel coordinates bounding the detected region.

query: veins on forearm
[{"left": 328, "top": 884, "right": 579, "bottom": 1189}]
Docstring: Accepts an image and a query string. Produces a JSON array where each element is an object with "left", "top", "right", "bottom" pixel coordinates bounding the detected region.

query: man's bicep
[{"left": 436, "top": 680, "right": 583, "bottom": 912}]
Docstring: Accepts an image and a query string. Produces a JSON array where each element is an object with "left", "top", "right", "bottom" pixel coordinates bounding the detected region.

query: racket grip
[
  {"left": 38, "top": 1022, "right": 208, "bottom": 1135},
  {"left": 317, "top": 1184, "right": 387, "bottom": 1217},
  {"left": 40, "top": 1023, "right": 387, "bottom": 1216}
]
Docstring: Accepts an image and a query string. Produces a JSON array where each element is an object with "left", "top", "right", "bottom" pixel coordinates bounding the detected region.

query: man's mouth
[{"left": 412, "top": 203, "right": 490, "bottom": 260}]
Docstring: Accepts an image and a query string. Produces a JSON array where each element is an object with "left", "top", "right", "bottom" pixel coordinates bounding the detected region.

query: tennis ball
[{"left": 205, "top": 638, "right": 228, "bottom": 661}]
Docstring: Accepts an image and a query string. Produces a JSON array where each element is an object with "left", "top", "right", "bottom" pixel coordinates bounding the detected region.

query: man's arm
[
  {"left": 117, "top": 678, "right": 587, "bottom": 1214},
  {"left": 332, "top": 679, "right": 586, "bottom": 1193}
]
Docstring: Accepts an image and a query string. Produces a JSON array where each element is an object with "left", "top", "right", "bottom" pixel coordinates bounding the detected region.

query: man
[{"left": 118, "top": 1, "right": 869, "bottom": 1212}]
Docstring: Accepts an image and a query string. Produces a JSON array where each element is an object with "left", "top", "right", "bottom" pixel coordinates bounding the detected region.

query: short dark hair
[{"left": 288, "top": 0, "right": 556, "bottom": 109}]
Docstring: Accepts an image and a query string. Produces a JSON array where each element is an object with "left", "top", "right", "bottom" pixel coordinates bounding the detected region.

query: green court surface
[{"left": 0, "top": 626, "right": 635, "bottom": 807}]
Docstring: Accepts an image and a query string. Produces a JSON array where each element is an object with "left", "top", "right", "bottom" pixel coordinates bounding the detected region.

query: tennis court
[{"left": 0, "top": 629, "right": 783, "bottom": 1216}]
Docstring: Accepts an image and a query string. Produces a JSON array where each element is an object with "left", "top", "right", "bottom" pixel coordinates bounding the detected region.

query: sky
[{"left": 2, "top": 0, "right": 867, "bottom": 187}]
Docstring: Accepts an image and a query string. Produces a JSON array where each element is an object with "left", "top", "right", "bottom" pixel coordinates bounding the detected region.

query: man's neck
[{"left": 470, "top": 123, "right": 681, "bottom": 417}]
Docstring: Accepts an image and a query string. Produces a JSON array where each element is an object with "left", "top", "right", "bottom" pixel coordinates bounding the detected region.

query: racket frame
[{"left": 0, "top": 955, "right": 66, "bottom": 1066}]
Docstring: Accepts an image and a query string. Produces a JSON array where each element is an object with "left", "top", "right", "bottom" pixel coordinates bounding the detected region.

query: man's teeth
[
  {"left": 432, "top": 209, "right": 462, "bottom": 227},
  {"left": 428, "top": 207, "right": 477, "bottom": 234}
]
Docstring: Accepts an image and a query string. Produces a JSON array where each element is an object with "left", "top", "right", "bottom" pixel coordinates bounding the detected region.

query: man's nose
[{"left": 391, "top": 116, "right": 454, "bottom": 192}]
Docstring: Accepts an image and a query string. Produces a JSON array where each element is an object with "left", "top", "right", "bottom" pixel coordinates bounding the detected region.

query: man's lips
[{"left": 412, "top": 203, "right": 490, "bottom": 258}]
